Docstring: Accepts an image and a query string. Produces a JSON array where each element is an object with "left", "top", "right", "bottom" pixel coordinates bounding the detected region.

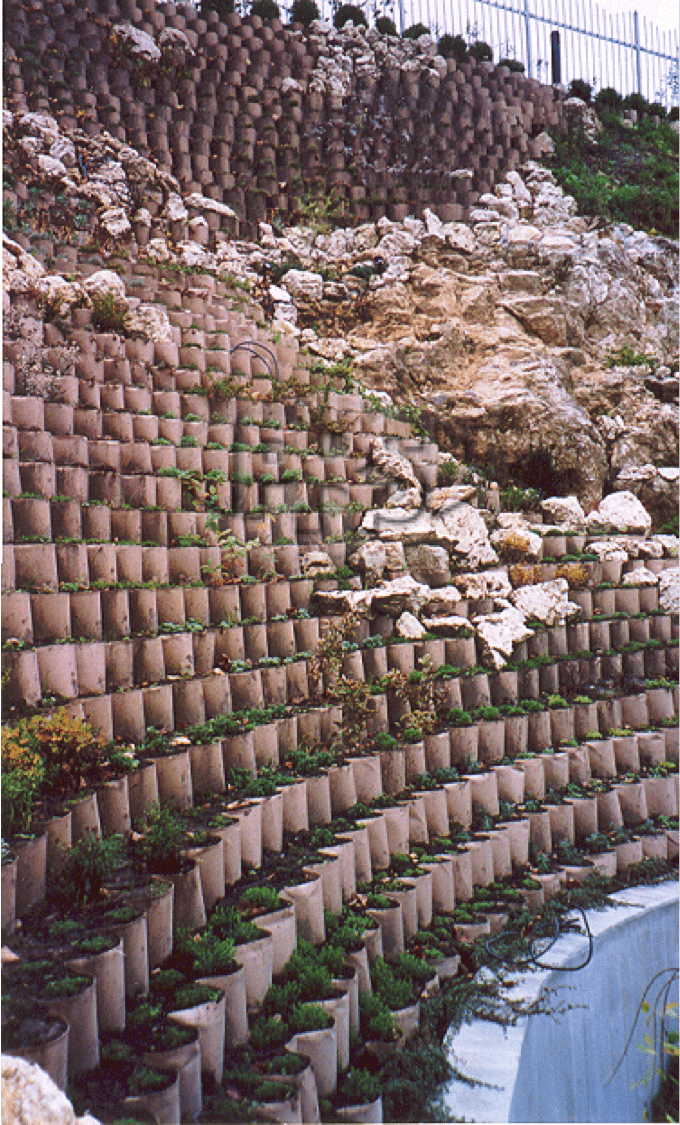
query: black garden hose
[{"left": 484, "top": 904, "right": 594, "bottom": 972}]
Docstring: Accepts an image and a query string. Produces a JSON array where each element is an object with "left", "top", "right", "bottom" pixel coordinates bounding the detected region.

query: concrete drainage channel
[{"left": 442, "top": 881, "right": 679, "bottom": 1123}]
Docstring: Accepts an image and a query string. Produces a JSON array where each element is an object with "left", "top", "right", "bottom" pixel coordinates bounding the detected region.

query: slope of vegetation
[{"left": 547, "top": 113, "right": 679, "bottom": 237}]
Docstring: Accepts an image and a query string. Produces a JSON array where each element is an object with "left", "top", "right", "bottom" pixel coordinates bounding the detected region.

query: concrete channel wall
[{"left": 443, "top": 881, "right": 679, "bottom": 1123}]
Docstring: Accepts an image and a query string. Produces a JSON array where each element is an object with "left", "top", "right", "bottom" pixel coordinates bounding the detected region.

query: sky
[{"left": 594, "top": 0, "right": 679, "bottom": 33}]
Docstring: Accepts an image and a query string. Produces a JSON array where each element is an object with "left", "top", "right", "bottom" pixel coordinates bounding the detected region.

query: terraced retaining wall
[{"left": 3, "top": 0, "right": 565, "bottom": 235}]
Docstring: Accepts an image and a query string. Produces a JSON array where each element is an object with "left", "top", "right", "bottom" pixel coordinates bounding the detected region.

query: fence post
[
  {"left": 633, "top": 10, "right": 643, "bottom": 94},
  {"left": 523, "top": 0, "right": 533, "bottom": 79},
  {"left": 550, "top": 29, "right": 561, "bottom": 85}
]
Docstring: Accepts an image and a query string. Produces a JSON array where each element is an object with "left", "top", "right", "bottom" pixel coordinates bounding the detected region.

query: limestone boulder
[
  {"left": 361, "top": 508, "right": 437, "bottom": 543},
  {"left": 586, "top": 491, "right": 652, "bottom": 536},
  {"left": 2, "top": 1055, "right": 101, "bottom": 1125},
  {"left": 125, "top": 303, "right": 174, "bottom": 343},
  {"left": 111, "top": 22, "right": 161, "bottom": 63},
  {"left": 473, "top": 606, "right": 533, "bottom": 671},
  {"left": 385, "top": 487, "right": 422, "bottom": 510},
  {"left": 455, "top": 569, "right": 513, "bottom": 600},
  {"left": 396, "top": 611, "right": 426, "bottom": 639},
  {"left": 405, "top": 543, "right": 451, "bottom": 587},
  {"left": 281, "top": 269, "right": 324, "bottom": 302},
  {"left": 621, "top": 567, "right": 658, "bottom": 587},
  {"left": 540, "top": 495, "right": 586, "bottom": 532},
  {"left": 350, "top": 541, "right": 406, "bottom": 585},
  {"left": 426, "top": 485, "right": 477, "bottom": 511},
  {"left": 421, "top": 614, "right": 471, "bottom": 634},
  {"left": 612, "top": 464, "right": 679, "bottom": 530},
  {"left": 510, "top": 578, "right": 580, "bottom": 626},
  {"left": 658, "top": 569, "right": 679, "bottom": 614},
  {"left": 313, "top": 589, "right": 373, "bottom": 616},
  {"left": 586, "top": 540, "right": 629, "bottom": 562},
  {"left": 34, "top": 274, "right": 88, "bottom": 318},
  {"left": 301, "top": 550, "right": 335, "bottom": 578},
  {"left": 370, "top": 575, "right": 432, "bottom": 617},
  {"left": 98, "top": 207, "right": 131, "bottom": 239},
  {"left": 369, "top": 438, "right": 421, "bottom": 492},
  {"left": 438, "top": 504, "right": 498, "bottom": 570}
]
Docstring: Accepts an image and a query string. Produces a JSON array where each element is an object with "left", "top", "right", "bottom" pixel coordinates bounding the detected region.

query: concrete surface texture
[{"left": 443, "top": 880, "right": 679, "bottom": 1122}]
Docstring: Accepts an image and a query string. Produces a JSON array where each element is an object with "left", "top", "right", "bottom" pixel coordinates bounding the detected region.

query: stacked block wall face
[{"left": 3, "top": 0, "right": 565, "bottom": 235}]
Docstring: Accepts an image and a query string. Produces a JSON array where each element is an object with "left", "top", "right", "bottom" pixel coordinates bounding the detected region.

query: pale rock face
[
  {"left": 3, "top": 240, "right": 45, "bottom": 295},
  {"left": 34, "top": 274, "right": 88, "bottom": 318},
  {"left": 658, "top": 568, "right": 679, "bottom": 614},
  {"left": 505, "top": 223, "right": 542, "bottom": 248},
  {"left": 622, "top": 567, "right": 658, "bottom": 587},
  {"left": 125, "top": 303, "right": 174, "bottom": 343},
  {"left": 455, "top": 569, "right": 512, "bottom": 600},
  {"left": 83, "top": 270, "right": 128, "bottom": 313},
  {"left": 351, "top": 541, "right": 387, "bottom": 585},
  {"left": 370, "top": 575, "right": 432, "bottom": 617},
  {"left": 301, "top": 550, "right": 335, "bottom": 577},
  {"left": 396, "top": 611, "right": 426, "bottom": 639},
  {"left": 98, "top": 207, "right": 131, "bottom": 238},
  {"left": 655, "top": 535, "right": 679, "bottom": 558},
  {"left": 405, "top": 543, "right": 451, "bottom": 587},
  {"left": 473, "top": 606, "right": 533, "bottom": 670},
  {"left": 510, "top": 578, "right": 580, "bottom": 625},
  {"left": 585, "top": 540, "right": 629, "bottom": 561},
  {"left": 426, "top": 485, "right": 477, "bottom": 512},
  {"left": 158, "top": 26, "right": 193, "bottom": 65},
  {"left": 111, "top": 22, "right": 161, "bottom": 63},
  {"left": 422, "top": 586, "right": 462, "bottom": 615},
  {"left": 385, "top": 487, "right": 422, "bottom": 510},
  {"left": 165, "top": 193, "right": 189, "bottom": 223},
  {"left": 421, "top": 614, "right": 470, "bottom": 634},
  {"left": 438, "top": 504, "right": 498, "bottom": 570},
  {"left": 313, "top": 588, "right": 373, "bottom": 616},
  {"left": 361, "top": 507, "right": 436, "bottom": 542},
  {"left": 586, "top": 491, "right": 652, "bottom": 536},
  {"left": 369, "top": 437, "right": 422, "bottom": 492},
  {"left": 613, "top": 463, "right": 679, "bottom": 529},
  {"left": 1, "top": 1055, "right": 101, "bottom": 1125},
  {"left": 144, "top": 238, "right": 172, "bottom": 263},
  {"left": 540, "top": 495, "right": 586, "bottom": 532},
  {"left": 185, "top": 192, "right": 236, "bottom": 218},
  {"left": 36, "top": 153, "right": 68, "bottom": 178},
  {"left": 282, "top": 269, "right": 324, "bottom": 302}
]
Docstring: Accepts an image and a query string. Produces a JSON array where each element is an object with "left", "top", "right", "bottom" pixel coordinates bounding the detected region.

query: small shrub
[
  {"left": 469, "top": 39, "right": 493, "bottom": 62},
  {"left": 290, "top": 0, "right": 319, "bottom": 24},
  {"left": 59, "top": 831, "right": 125, "bottom": 905},
  {"left": 402, "top": 22, "right": 430, "bottom": 38},
  {"left": 375, "top": 15, "right": 396, "bottom": 34},
  {"left": 437, "top": 33, "right": 468, "bottom": 61},
  {"left": 334, "top": 4, "right": 367, "bottom": 27},
  {"left": 338, "top": 1068, "right": 381, "bottom": 1106},
  {"left": 498, "top": 57, "right": 524, "bottom": 72},
  {"left": 623, "top": 91, "right": 650, "bottom": 116},
  {"left": 594, "top": 87, "right": 623, "bottom": 113},
  {"left": 91, "top": 292, "right": 128, "bottom": 333},
  {"left": 200, "top": 0, "right": 235, "bottom": 15},
  {"left": 555, "top": 562, "right": 589, "bottom": 590},
  {"left": 240, "top": 885, "right": 281, "bottom": 912},
  {"left": 289, "top": 1003, "right": 332, "bottom": 1033},
  {"left": 568, "top": 78, "right": 592, "bottom": 103},
  {"left": 251, "top": 0, "right": 280, "bottom": 17}
]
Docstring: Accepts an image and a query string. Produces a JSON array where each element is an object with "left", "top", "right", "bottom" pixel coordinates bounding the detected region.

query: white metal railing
[{"left": 297, "top": 0, "right": 679, "bottom": 106}]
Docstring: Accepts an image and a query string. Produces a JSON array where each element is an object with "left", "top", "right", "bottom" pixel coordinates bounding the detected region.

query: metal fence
[{"left": 307, "top": 0, "right": 679, "bottom": 107}]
